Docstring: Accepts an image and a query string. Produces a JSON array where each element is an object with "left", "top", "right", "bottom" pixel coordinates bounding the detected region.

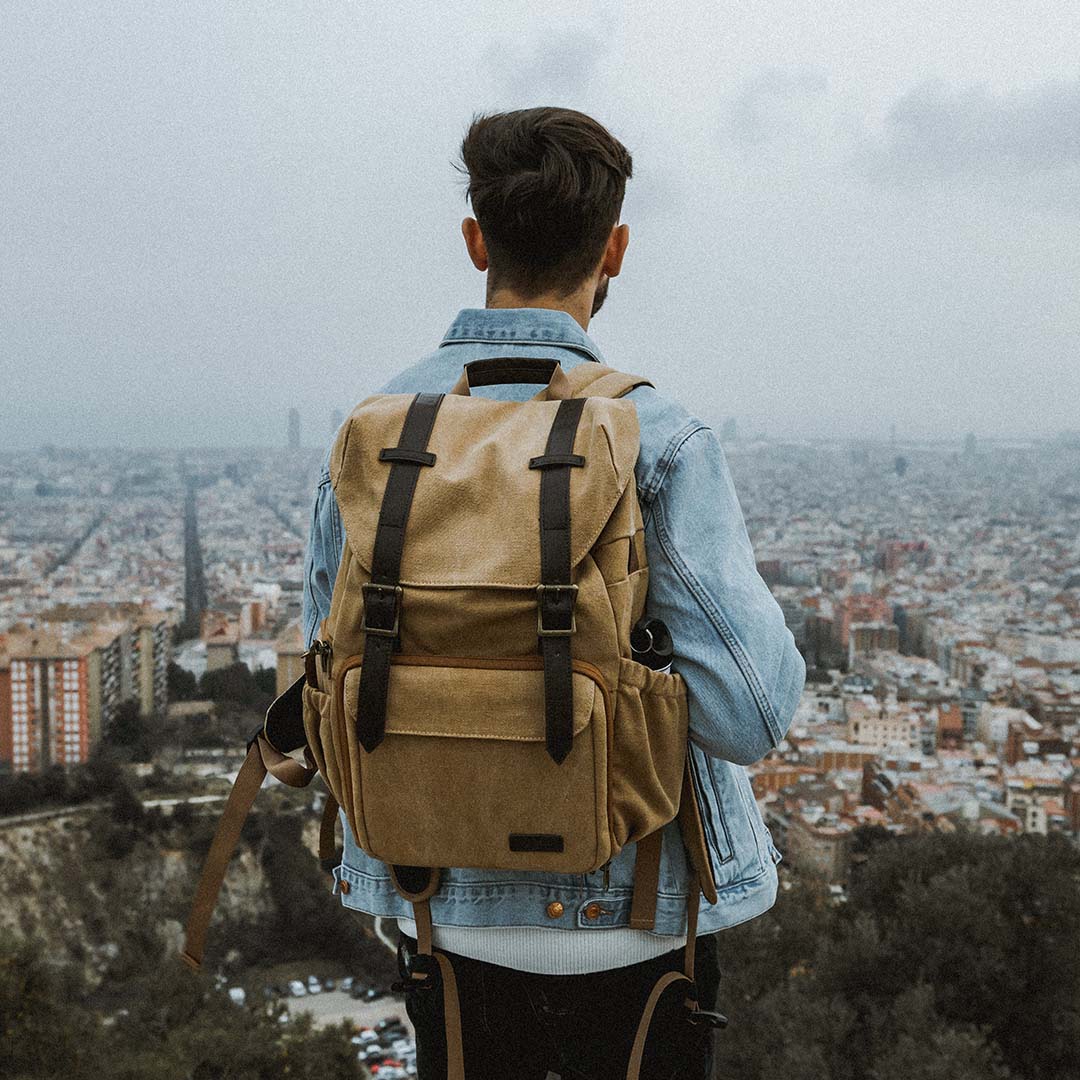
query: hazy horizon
[{"left": 3, "top": 2, "right": 1078, "bottom": 452}]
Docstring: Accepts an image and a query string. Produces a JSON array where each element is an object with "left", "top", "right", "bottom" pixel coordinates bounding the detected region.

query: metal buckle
[
  {"left": 361, "top": 583, "right": 402, "bottom": 638},
  {"left": 536, "top": 583, "right": 578, "bottom": 637}
]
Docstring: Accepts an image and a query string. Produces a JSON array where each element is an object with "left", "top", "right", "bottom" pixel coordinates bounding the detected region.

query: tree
[
  {"left": 198, "top": 662, "right": 269, "bottom": 708},
  {"left": 167, "top": 662, "right": 198, "bottom": 702},
  {"left": 106, "top": 699, "right": 147, "bottom": 748},
  {"left": 0, "top": 933, "right": 365, "bottom": 1079},
  {"left": 713, "top": 830, "right": 1079, "bottom": 1080}
]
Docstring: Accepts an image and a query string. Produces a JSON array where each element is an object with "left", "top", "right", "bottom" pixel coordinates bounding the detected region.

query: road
[{"left": 0, "top": 794, "right": 227, "bottom": 829}]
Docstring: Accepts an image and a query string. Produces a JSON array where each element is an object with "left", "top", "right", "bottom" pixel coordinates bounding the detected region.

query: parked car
[
  {"left": 349, "top": 981, "right": 371, "bottom": 1000},
  {"left": 306, "top": 975, "right": 322, "bottom": 994},
  {"left": 323, "top": 977, "right": 336, "bottom": 992},
  {"left": 340, "top": 976, "right": 354, "bottom": 991},
  {"left": 288, "top": 980, "right": 307, "bottom": 997},
  {"left": 375, "top": 1015, "right": 403, "bottom": 1033},
  {"left": 227, "top": 987, "right": 246, "bottom": 1007}
]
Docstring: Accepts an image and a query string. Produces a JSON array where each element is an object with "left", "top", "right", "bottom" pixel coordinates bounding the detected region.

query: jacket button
[
  {"left": 546, "top": 901, "right": 564, "bottom": 919},
  {"left": 583, "top": 902, "right": 602, "bottom": 920},
  {"left": 338, "top": 879, "right": 350, "bottom": 895}
]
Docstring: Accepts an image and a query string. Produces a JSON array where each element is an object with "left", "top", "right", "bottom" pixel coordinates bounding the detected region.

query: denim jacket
[{"left": 302, "top": 306, "right": 806, "bottom": 938}]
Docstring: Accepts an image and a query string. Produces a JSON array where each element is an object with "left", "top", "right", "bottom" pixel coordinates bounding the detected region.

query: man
[{"left": 303, "top": 107, "right": 805, "bottom": 1080}]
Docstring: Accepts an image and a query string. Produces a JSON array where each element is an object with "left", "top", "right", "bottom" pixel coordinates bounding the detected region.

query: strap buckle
[
  {"left": 536, "top": 583, "right": 578, "bottom": 636},
  {"left": 361, "top": 583, "right": 402, "bottom": 638},
  {"left": 392, "top": 950, "right": 439, "bottom": 992},
  {"left": 687, "top": 1008, "right": 729, "bottom": 1029}
]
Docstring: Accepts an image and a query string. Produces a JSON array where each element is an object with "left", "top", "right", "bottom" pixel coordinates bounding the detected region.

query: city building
[
  {"left": 275, "top": 620, "right": 306, "bottom": 696},
  {"left": 845, "top": 695, "right": 921, "bottom": 751},
  {"left": 0, "top": 602, "right": 172, "bottom": 773},
  {"left": 4, "top": 633, "right": 92, "bottom": 772},
  {"left": 202, "top": 612, "right": 240, "bottom": 672}
]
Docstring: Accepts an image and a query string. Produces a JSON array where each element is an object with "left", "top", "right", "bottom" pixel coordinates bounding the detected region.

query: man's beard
[{"left": 591, "top": 274, "right": 609, "bottom": 317}]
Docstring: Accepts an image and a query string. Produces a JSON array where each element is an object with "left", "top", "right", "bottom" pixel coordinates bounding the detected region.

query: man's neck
[{"left": 484, "top": 287, "right": 595, "bottom": 332}]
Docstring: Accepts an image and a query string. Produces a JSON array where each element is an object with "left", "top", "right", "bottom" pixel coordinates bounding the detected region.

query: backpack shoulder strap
[{"left": 562, "top": 362, "right": 654, "bottom": 400}]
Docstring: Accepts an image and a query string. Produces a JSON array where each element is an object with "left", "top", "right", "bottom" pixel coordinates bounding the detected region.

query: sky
[{"left": 1, "top": 1, "right": 1078, "bottom": 449}]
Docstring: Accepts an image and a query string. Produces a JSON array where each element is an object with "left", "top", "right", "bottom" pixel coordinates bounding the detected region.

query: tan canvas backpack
[{"left": 182, "top": 357, "right": 721, "bottom": 1078}]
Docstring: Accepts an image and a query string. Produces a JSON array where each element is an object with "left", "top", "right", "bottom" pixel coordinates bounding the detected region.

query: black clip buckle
[
  {"left": 536, "top": 583, "right": 578, "bottom": 637},
  {"left": 687, "top": 1009, "right": 729, "bottom": 1029},
  {"left": 392, "top": 951, "right": 438, "bottom": 993},
  {"left": 361, "top": 583, "right": 402, "bottom": 638}
]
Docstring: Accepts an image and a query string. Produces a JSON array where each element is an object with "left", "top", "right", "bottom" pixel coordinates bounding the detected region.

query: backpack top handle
[{"left": 450, "top": 356, "right": 571, "bottom": 400}]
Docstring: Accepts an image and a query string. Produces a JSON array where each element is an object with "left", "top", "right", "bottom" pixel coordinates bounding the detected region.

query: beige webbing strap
[
  {"left": 628, "top": 828, "right": 663, "bottom": 930},
  {"left": 626, "top": 969, "right": 692, "bottom": 1080},
  {"left": 179, "top": 734, "right": 317, "bottom": 970},
  {"left": 433, "top": 951, "right": 464, "bottom": 1079},
  {"left": 683, "top": 877, "right": 701, "bottom": 985},
  {"left": 412, "top": 895, "right": 434, "bottom": 957},
  {"left": 624, "top": 875, "right": 703, "bottom": 1080},
  {"left": 411, "top": 897, "right": 465, "bottom": 1080}
]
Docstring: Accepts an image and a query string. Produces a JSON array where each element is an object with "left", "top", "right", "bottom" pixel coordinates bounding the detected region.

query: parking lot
[{"left": 283, "top": 986, "right": 413, "bottom": 1035}]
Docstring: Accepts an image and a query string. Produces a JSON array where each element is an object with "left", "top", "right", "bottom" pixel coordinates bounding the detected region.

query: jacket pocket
[{"left": 689, "top": 742, "right": 734, "bottom": 868}]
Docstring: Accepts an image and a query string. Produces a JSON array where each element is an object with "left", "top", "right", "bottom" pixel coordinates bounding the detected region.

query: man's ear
[
  {"left": 462, "top": 217, "right": 488, "bottom": 272},
  {"left": 601, "top": 222, "right": 629, "bottom": 279}
]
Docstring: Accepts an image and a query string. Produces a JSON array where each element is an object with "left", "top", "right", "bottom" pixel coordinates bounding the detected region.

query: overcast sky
[{"left": 1, "top": 1, "right": 1078, "bottom": 450}]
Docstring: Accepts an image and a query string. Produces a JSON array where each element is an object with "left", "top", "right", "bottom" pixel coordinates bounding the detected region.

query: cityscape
[
  {"left": 2, "top": 416, "right": 1078, "bottom": 1079},
  {"left": 3, "top": 419, "right": 1079, "bottom": 858}
]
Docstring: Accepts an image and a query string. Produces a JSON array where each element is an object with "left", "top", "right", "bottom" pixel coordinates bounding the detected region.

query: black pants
[{"left": 397, "top": 930, "right": 721, "bottom": 1080}]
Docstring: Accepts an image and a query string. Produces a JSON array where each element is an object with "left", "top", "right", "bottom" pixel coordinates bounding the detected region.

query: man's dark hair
[{"left": 456, "top": 107, "right": 633, "bottom": 298}]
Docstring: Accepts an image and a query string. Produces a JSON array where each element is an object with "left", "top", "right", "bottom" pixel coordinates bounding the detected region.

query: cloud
[
  {"left": 720, "top": 68, "right": 830, "bottom": 145},
  {"left": 483, "top": 29, "right": 608, "bottom": 107},
  {"left": 866, "top": 77, "right": 1080, "bottom": 180}
]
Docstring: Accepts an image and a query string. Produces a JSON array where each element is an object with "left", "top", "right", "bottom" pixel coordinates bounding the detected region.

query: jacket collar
[{"left": 439, "top": 307, "right": 606, "bottom": 365}]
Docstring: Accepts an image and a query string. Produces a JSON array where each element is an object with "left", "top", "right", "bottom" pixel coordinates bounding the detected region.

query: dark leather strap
[
  {"left": 356, "top": 392, "right": 443, "bottom": 752},
  {"left": 465, "top": 356, "right": 559, "bottom": 387},
  {"left": 318, "top": 790, "right": 341, "bottom": 875},
  {"left": 537, "top": 396, "right": 586, "bottom": 763},
  {"left": 529, "top": 452, "right": 585, "bottom": 470}
]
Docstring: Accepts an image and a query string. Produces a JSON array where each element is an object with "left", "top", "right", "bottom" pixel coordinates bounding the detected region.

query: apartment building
[{"left": 0, "top": 604, "right": 170, "bottom": 773}]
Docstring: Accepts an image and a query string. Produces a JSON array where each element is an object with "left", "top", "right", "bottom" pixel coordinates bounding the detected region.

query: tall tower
[
  {"left": 287, "top": 408, "right": 301, "bottom": 451},
  {"left": 183, "top": 480, "right": 207, "bottom": 640}
]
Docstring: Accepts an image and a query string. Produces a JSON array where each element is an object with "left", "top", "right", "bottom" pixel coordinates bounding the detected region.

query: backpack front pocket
[{"left": 334, "top": 655, "right": 613, "bottom": 874}]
